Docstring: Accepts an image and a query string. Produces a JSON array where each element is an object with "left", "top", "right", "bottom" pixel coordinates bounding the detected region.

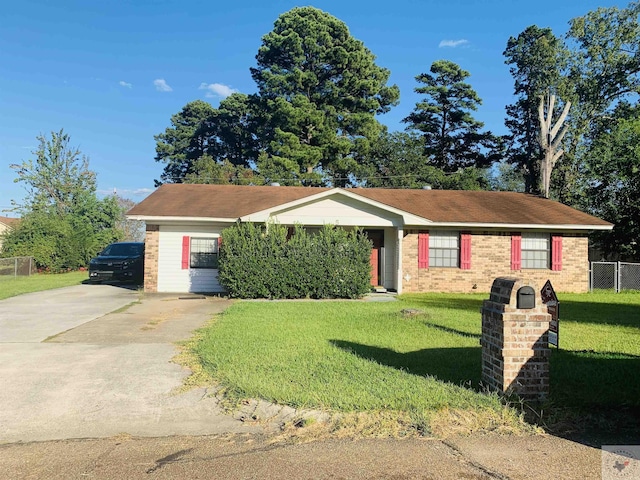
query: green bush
[
  {"left": 1, "top": 197, "right": 123, "bottom": 273},
  {"left": 218, "top": 222, "right": 372, "bottom": 299}
]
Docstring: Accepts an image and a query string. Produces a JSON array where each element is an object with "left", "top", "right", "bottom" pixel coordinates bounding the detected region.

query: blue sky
[{"left": 0, "top": 0, "right": 624, "bottom": 215}]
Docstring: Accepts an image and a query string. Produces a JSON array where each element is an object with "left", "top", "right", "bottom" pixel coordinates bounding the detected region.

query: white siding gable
[{"left": 269, "top": 195, "right": 402, "bottom": 227}]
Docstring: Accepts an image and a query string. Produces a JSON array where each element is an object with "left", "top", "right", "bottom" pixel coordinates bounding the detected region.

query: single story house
[{"left": 127, "top": 184, "right": 613, "bottom": 294}]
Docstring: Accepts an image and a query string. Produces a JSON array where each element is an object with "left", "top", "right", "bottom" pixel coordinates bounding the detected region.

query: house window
[
  {"left": 190, "top": 238, "right": 219, "bottom": 269},
  {"left": 429, "top": 231, "right": 459, "bottom": 268},
  {"left": 521, "top": 233, "right": 550, "bottom": 269}
]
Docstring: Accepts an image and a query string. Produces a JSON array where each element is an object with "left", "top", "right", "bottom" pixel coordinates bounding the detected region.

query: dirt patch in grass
[{"left": 171, "top": 324, "right": 218, "bottom": 395}]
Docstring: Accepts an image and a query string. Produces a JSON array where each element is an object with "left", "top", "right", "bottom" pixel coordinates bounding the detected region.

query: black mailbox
[{"left": 517, "top": 286, "right": 535, "bottom": 309}]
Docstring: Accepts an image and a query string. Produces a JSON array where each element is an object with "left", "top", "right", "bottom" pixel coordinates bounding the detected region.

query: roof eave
[
  {"left": 415, "top": 222, "right": 613, "bottom": 231},
  {"left": 128, "top": 217, "right": 612, "bottom": 231},
  {"left": 127, "top": 215, "right": 237, "bottom": 224}
]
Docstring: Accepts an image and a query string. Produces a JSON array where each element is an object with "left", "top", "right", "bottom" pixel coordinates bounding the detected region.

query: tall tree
[
  {"left": 503, "top": 25, "right": 569, "bottom": 194},
  {"left": 537, "top": 92, "right": 571, "bottom": 198},
  {"left": 154, "top": 100, "right": 217, "bottom": 184},
  {"left": 567, "top": 2, "right": 640, "bottom": 119},
  {"left": 5, "top": 130, "right": 122, "bottom": 270},
  {"left": 359, "top": 131, "right": 490, "bottom": 190},
  {"left": 154, "top": 94, "right": 259, "bottom": 185},
  {"left": 505, "top": 4, "right": 640, "bottom": 201},
  {"left": 10, "top": 129, "right": 97, "bottom": 215},
  {"left": 251, "top": 6, "right": 399, "bottom": 186},
  {"left": 403, "top": 60, "right": 500, "bottom": 172},
  {"left": 584, "top": 101, "right": 640, "bottom": 260},
  {"left": 556, "top": 1, "right": 640, "bottom": 204}
]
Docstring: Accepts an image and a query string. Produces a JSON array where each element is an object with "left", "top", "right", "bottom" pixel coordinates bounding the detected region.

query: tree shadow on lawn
[
  {"left": 331, "top": 340, "right": 640, "bottom": 444},
  {"left": 330, "top": 340, "right": 482, "bottom": 388},
  {"left": 548, "top": 348, "right": 640, "bottom": 445},
  {"left": 558, "top": 299, "right": 640, "bottom": 329},
  {"left": 400, "top": 296, "right": 483, "bottom": 314},
  {"left": 421, "top": 321, "right": 481, "bottom": 340}
]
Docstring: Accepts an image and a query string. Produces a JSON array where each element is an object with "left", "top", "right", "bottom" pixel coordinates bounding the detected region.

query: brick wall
[
  {"left": 402, "top": 230, "right": 589, "bottom": 293},
  {"left": 144, "top": 224, "right": 159, "bottom": 293},
  {"left": 481, "top": 277, "right": 551, "bottom": 400}
]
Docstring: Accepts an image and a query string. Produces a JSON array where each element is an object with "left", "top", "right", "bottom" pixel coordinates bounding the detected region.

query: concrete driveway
[
  {"left": 0, "top": 285, "right": 256, "bottom": 444},
  {"left": 0, "top": 284, "right": 137, "bottom": 343}
]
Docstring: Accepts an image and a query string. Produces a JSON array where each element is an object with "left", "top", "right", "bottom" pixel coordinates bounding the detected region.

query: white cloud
[
  {"left": 438, "top": 39, "right": 469, "bottom": 48},
  {"left": 131, "top": 188, "right": 154, "bottom": 196},
  {"left": 98, "top": 188, "right": 154, "bottom": 198},
  {"left": 198, "top": 82, "right": 238, "bottom": 99},
  {"left": 153, "top": 79, "right": 173, "bottom": 92},
  {"left": 119, "top": 80, "right": 132, "bottom": 88}
]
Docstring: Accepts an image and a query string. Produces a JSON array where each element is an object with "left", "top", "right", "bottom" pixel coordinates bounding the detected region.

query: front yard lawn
[
  {"left": 190, "top": 292, "right": 640, "bottom": 436},
  {"left": 0, "top": 271, "right": 87, "bottom": 300}
]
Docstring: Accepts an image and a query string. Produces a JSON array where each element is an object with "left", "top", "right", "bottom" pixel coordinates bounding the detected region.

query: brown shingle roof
[
  {"left": 0, "top": 216, "right": 20, "bottom": 227},
  {"left": 354, "top": 189, "right": 611, "bottom": 226},
  {"left": 128, "top": 184, "right": 330, "bottom": 219},
  {"left": 127, "top": 184, "right": 611, "bottom": 227}
]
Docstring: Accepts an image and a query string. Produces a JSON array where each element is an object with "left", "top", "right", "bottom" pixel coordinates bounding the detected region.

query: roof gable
[{"left": 240, "top": 188, "right": 428, "bottom": 226}]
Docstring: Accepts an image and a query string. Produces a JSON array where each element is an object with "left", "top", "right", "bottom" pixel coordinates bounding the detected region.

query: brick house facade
[
  {"left": 401, "top": 231, "right": 589, "bottom": 293},
  {"left": 129, "top": 185, "right": 612, "bottom": 295}
]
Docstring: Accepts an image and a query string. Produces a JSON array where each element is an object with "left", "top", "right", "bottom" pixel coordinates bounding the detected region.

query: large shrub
[
  {"left": 218, "top": 222, "right": 372, "bottom": 299},
  {"left": 1, "top": 202, "right": 123, "bottom": 272}
]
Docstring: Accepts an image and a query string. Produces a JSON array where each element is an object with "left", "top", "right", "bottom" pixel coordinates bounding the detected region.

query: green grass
[
  {"left": 192, "top": 294, "right": 527, "bottom": 435},
  {"left": 547, "top": 291, "right": 640, "bottom": 410},
  {"left": 0, "top": 271, "right": 87, "bottom": 300},
  {"left": 191, "top": 291, "right": 640, "bottom": 436}
]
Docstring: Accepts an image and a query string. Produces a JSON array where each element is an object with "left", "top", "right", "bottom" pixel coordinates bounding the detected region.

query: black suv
[{"left": 89, "top": 242, "right": 145, "bottom": 284}]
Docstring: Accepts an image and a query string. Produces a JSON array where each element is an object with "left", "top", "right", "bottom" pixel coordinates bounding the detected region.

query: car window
[{"left": 102, "top": 244, "right": 143, "bottom": 256}]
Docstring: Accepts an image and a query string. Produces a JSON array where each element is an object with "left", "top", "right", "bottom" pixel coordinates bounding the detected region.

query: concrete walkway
[{"left": 0, "top": 288, "right": 259, "bottom": 443}]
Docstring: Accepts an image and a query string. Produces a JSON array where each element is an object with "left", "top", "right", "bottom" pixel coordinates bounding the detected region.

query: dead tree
[{"left": 538, "top": 92, "right": 571, "bottom": 198}]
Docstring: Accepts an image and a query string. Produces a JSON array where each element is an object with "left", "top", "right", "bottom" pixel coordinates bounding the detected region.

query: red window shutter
[
  {"left": 418, "top": 232, "right": 429, "bottom": 269},
  {"left": 181, "top": 236, "right": 190, "bottom": 270},
  {"left": 551, "top": 235, "right": 563, "bottom": 271},
  {"left": 460, "top": 233, "right": 471, "bottom": 270},
  {"left": 511, "top": 233, "right": 521, "bottom": 270}
]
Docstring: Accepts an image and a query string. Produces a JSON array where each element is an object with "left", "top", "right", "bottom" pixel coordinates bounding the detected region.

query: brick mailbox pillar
[{"left": 481, "top": 277, "right": 551, "bottom": 401}]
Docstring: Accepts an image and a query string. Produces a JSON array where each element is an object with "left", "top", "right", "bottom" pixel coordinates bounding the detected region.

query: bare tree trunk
[{"left": 538, "top": 92, "right": 571, "bottom": 198}]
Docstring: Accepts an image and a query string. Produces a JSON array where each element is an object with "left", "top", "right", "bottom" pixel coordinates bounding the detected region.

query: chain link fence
[
  {"left": 590, "top": 261, "right": 640, "bottom": 292},
  {"left": 0, "top": 257, "right": 36, "bottom": 277}
]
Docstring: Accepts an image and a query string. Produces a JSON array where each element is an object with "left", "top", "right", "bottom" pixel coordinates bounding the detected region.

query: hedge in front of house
[{"left": 218, "top": 222, "right": 372, "bottom": 299}]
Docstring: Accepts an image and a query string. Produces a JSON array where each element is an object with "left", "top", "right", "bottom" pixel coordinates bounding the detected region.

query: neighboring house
[
  {"left": 0, "top": 216, "right": 19, "bottom": 251},
  {"left": 127, "top": 184, "right": 613, "bottom": 295}
]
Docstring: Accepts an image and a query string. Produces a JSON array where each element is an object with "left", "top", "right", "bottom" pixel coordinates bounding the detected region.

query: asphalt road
[{"left": 0, "top": 433, "right": 603, "bottom": 480}]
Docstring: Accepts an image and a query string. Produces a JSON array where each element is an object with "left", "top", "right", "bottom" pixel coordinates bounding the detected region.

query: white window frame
[
  {"left": 521, "top": 233, "right": 550, "bottom": 269},
  {"left": 429, "top": 230, "right": 459, "bottom": 268},
  {"left": 190, "top": 237, "right": 219, "bottom": 269}
]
